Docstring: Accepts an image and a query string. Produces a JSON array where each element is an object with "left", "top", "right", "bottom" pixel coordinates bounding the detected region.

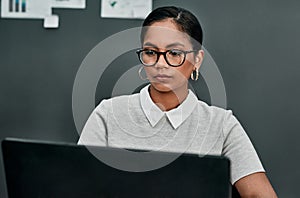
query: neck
[{"left": 149, "top": 85, "right": 189, "bottom": 111}]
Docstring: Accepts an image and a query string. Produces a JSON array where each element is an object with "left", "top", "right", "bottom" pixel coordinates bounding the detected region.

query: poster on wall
[
  {"left": 101, "top": 0, "right": 152, "bottom": 19},
  {"left": 1, "top": 0, "right": 52, "bottom": 18},
  {"left": 51, "top": 0, "right": 85, "bottom": 8},
  {"left": 0, "top": 0, "right": 86, "bottom": 28}
]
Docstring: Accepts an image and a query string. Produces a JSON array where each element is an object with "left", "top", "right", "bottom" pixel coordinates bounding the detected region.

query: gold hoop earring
[
  {"left": 191, "top": 69, "right": 199, "bottom": 81},
  {"left": 138, "top": 66, "right": 148, "bottom": 81}
]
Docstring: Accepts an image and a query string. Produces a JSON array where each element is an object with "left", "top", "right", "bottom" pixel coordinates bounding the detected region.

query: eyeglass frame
[{"left": 136, "top": 49, "right": 197, "bottom": 67}]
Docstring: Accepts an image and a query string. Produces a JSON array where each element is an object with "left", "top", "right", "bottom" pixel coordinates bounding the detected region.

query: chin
[{"left": 151, "top": 82, "right": 174, "bottom": 92}]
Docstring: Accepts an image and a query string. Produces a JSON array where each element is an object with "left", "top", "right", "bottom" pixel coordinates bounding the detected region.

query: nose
[{"left": 155, "top": 53, "right": 169, "bottom": 68}]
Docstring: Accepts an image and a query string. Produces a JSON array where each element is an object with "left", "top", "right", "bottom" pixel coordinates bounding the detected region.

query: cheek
[
  {"left": 144, "top": 67, "right": 154, "bottom": 77},
  {"left": 176, "top": 63, "right": 194, "bottom": 79},
  {"left": 144, "top": 67, "right": 159, "bottom": 81}
]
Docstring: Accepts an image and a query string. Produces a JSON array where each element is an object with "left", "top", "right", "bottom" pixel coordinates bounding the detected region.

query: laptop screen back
[{"left": 2, "top": 138, "right": 231, "bottom": 198}]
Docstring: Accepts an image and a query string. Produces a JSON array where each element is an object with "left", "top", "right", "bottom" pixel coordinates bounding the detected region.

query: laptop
[{"left": 2, "top": 138, "right": 231, "bottom": 198}]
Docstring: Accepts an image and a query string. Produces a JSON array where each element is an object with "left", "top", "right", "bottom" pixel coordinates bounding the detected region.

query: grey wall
[{"left": 1, "top": 0, "right": 299, "bottom": 197}]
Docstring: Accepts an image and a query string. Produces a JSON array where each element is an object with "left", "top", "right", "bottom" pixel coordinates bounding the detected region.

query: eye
[
  {"left": 144, "top": 49, "right": 156, "bottom": 56},
  {"left": 168, "top": 49, "right": 184, "bottom": 56}
]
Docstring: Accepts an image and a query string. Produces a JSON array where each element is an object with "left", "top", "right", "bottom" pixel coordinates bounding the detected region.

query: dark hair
[{"left": 141, "top": 6, "right": 203, "bottom": 50}]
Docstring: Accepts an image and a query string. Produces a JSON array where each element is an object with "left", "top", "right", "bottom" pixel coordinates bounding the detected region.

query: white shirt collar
[{"left": 140, "top": 84, "right": 198, "bottom": 129}]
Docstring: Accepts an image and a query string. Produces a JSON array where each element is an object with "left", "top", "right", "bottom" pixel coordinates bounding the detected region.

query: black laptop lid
[{"left": 2, "top": 138, "right": 231, "bottom": 198}]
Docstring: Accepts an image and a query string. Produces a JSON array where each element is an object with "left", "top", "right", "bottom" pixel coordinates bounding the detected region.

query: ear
[{"left": 194, "top": 49, "right": 204, "bottom": 71}]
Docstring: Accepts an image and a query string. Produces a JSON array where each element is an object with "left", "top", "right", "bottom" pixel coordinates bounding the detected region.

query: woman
[{"left": 79, "top": 6, "right": 277, "bottom": 197}]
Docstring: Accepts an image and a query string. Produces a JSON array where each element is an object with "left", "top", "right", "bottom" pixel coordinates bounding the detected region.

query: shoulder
[
  {"left": 195, "top": 100, "right": 241, "bottom": 138},
  {"left": 196, "top": 100, "right": 233, "bottom": 123},
  {"left": 94, "top": 93, "right": 140, "bottom": 112}
]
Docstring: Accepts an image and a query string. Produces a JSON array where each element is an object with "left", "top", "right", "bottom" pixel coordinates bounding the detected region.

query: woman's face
[{"left": 142, "top": 19, "right": 203, "bottom": 93}]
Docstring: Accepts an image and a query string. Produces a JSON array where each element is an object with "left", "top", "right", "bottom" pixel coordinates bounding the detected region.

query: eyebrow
[
  {"left": 143, "top": 42, "right": 158, "bottom": 48},
  {"left": 166, "top": 42, "right": 185, "bottom": 48},
  {"left": 143, "top": 42, "right": 185, "bottom": 49}
]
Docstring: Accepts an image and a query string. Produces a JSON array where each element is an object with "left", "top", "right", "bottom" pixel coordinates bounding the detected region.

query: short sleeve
[
  {"left": 222, "top": 110, "right": 265, "bottom": 184},
  {"left": 77, "top": 100, "right": 109, "bottom": 146}
]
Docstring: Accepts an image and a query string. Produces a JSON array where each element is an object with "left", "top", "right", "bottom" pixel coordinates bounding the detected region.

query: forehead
[{"left": 143, "top": 20, "right": 192, "bottom": 48}]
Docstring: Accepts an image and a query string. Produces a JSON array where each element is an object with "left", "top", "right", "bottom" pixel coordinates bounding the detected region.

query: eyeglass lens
[{"left": 140, "top": 50, "right": 185, "bottom": 66}]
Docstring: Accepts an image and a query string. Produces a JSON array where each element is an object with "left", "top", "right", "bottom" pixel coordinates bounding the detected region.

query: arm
[
  {"left": 234, "top": 172, "right": 277, "bottom": 198},
  {"left": 78, "top": 100, "right": 108, "bottom": 146},
  {"left": 221, "top": 111, "right": 277, "bottom": 197}
]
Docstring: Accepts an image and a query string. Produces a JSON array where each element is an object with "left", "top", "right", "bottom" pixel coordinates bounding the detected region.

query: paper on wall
[
  {"left": 51, "top": 0, "right": 86, "bottom": 9},
  {"left": 0, "top": 0, "right": 86, "bottom": 28},
  {"left": 101, "top": 0, "right": 152, "bottom": 19},
  {"left": 1, "top": 0, "right": 52, "bottom": 19}
]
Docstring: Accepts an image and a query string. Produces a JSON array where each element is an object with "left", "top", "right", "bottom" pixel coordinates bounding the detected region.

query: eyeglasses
[{"left": 136, "top": 49, "right": 197, "bottom": 67}]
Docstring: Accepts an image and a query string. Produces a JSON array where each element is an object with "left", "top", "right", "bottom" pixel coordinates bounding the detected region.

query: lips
[{"left": 154, "top": 74, "right": 172, "bottom": 81}]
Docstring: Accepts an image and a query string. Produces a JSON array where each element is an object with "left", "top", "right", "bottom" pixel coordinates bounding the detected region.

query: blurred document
[
  {"left": 1, "top": 0, "right": 51, "bottom": 19},
  {"left": 51, "top": 0, "right": 86, "bottom": 9},
  {"left": 101, "top": 0, "right": 152, "bottom": 19},
  {"left": 1, "top": 0, "right": 86, "bottom": 28}
]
